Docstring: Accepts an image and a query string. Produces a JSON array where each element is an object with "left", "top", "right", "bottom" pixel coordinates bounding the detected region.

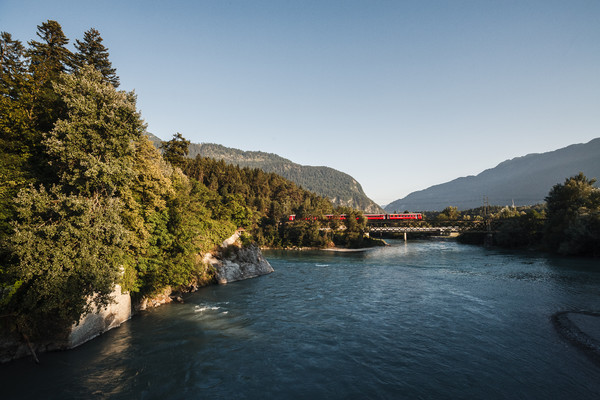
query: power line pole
[{"left": 483, "top": 195, "right": 492, "bottom": 246}]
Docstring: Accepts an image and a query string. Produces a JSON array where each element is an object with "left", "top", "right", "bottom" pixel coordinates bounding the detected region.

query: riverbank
[
  {"left": 0, "top": 232, "right": 273, "bottom": 364},
  {"left": 260, "top": 237, "right": 388, "bottom": 252},
  {"left": 320, "top": 247, "right": 380, "bottom": 253}
]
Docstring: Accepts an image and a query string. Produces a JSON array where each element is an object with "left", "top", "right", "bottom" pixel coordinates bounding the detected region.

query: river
[{"left": 1, "top": 240, "right": 600, "bottom": 399}]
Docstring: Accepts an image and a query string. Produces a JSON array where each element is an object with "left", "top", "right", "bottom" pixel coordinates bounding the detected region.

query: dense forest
[
  {"left": 0, "top": 21, "right": 379, "bottom": 340},
  {"left": 146, "top": 136, "right": 383, "bottom": 213}
]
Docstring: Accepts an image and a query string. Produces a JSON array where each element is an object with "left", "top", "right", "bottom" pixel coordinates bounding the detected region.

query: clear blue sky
[{"left": 2, "top": 0, "right": 599, "bottom": 205}]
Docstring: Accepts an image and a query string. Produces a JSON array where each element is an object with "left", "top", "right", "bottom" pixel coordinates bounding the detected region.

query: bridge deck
[{"left": 369, "top": 226, "right": 461, "bottom": 233}]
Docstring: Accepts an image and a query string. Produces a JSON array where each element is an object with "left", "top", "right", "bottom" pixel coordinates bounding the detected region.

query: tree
[
  {"left": 0, "top": 32, "right": 31, "bottom": 235},
  {"left": 44, "top": 65, "right": 144, "bottom": 196},
  {"left": 25, "top": 20, "right": 73, "bottom": 133},
  {"left": 495, "top": 209, "right": 545, "bottom": 248},
  {"left": 544, "top": 173, "right": 600, "bottom": 255},
  {"left": 0, "top": 32, "right": 28, "bottom": 99},
  {"left": 73, "top": 28, "right": 119, "bottom": 87},
  {"left": 1, "top": 64, "right": 146, "bottom": 337},
  {"left": 437, "top": 206, "right": 460, "bottom": 221},
  {"left": 2, "top": 185, "right": 127, "bottom": 338},
  {"left": 27, "top": 20, "right": 72, "bottom": 74},
  {"left": 161, "top": 133, "right": 190, "bottom": 169}
]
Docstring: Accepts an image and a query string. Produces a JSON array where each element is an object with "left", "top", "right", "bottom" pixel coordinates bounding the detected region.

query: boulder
[{"left": 203, "top": 231, "right": 274, "bottom": 284}]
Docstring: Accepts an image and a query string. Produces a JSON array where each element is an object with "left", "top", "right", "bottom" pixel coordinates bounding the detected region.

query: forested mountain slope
[
  {"left": 385, "top": 138, "right": 600, "bottom": 212},
  {"left": 147, "top": 134, "right": 383, "bottom": 213}
]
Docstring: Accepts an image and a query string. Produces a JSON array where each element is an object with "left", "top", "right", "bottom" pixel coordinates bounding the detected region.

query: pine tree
[
  {"left": 0, "top": 33, "right": 31, "bottom": 235},
  {"left": 161, "top": 132, "right": 191, "bottom": 169},
  {"left": 0, "top": 32, "right": 27, "bottom": 99},
  {"left": 74, "top": 28, "right": 119, "bottom": 87},
  {"left": 25, "top": 20, "right": 73, "bottom": 133},
  {"left": 1, "top": 32, "right": 31, "bottom": 151}
]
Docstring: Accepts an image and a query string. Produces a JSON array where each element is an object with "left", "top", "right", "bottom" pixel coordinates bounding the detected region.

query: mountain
[
  {"left": 384, "top": 138, "right": 600, "bottom": 212},
  {"left": 147, "top": 134, "right": 383, "bottom": 213}
]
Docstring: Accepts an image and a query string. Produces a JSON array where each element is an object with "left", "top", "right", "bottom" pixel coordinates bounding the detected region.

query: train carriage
[{"left": 289, "top": 213, "right": 423, "bottom": 221}]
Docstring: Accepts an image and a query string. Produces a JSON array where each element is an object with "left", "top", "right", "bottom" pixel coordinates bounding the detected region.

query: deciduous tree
[
  {"left": 44, "top": 65, "right": 143, "bottom": 196},
  {"left": 544, "top": 173, "right": 600, "bottom": 255}
]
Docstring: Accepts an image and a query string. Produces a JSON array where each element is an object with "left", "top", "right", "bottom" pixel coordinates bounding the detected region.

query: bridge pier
[{"left": 403, "top": 232, "right": 407, "bottom": 242}]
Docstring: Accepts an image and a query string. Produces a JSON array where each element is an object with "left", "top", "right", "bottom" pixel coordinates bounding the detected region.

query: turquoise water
[{"left": 2, "top": 240, "right": 600, "bottom": 399}]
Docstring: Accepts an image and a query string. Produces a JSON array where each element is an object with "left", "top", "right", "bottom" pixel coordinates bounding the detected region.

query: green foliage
[
  {"left": 329, "top": 207, "right": 379, "bottom": 248},
  {"left": 183, "top": 155, "right": 337, "bottom": 248},
  {"left": 436, "top": 206, "right": 460, "bottom": 221},
  {"left": 457, "top": 174, "right": 599, "bottom": 255},
  {"left": 494, "top": 210, "right": 545, "bottom": 248},
  {"left": 44, "top": 65, "right": 142, "bottom": 196},
  {"left": 161, "top": 132, "right": 190, "bottom": 169},
  {"left": 2, "top": 185, "right": 127, "bottom": 338},
  {"left": 73, "top": 28, "right": 119, "bottom": 87},
  {"left": 544, "top": 173, "right": 600, "bottom": 256},
  {"left": 0, "top": 32, "right": 43, "bottom": 234},
  {"left": 25, "top": 20, "right": 73, "bottom": 133}
]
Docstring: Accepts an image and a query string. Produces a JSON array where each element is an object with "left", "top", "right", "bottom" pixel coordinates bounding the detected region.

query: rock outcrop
[
  {"left": 203, "top": 231, "right": 274, "bottom": 284},
  {"left": 68, "top": 285, "right": 132, "bottom": 348},
  {"left": 0, "top": 284, "right": 133, "bottom": 363}
]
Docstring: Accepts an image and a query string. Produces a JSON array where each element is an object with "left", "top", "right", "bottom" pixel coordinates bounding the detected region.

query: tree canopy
[{"left": 544, "top": 173, "right": 600, "bottom": 255}]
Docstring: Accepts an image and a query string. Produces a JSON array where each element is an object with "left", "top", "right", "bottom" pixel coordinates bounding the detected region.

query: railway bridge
[{"left": 367, "top": 220, "right": 497, "bottom": 241}]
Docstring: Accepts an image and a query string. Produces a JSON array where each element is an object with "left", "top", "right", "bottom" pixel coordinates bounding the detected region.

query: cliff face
[
  {"left": 0, "top": 232, "right": 273, "bottom": 363},
  {"left": 68, "top": 285, "right": 132, "bottom": 349}
]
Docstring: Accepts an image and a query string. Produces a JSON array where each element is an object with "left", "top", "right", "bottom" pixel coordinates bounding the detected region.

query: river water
[{"left": 2, "top": 240, "right": 600, "bottom": 399}]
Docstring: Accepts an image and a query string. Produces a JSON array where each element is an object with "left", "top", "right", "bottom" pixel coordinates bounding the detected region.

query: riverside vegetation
[
  {"left": 428, "top": 173, "right": 600, "bottom": 256},
  {"left": 0, "top": 21, "right": 379, "bottom": 343}
]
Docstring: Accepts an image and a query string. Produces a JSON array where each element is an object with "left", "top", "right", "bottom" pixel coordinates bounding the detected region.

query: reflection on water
[
  {"left": 1, "top": 240, "right": 600, "bottom": 399},
  {"left": 79, "top": 322, "right": 133, "bottom": 397}
]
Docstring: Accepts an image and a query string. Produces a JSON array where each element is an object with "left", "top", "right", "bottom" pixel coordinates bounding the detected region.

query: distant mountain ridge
[
  {"left": 385, "top": 138, "right": 600, "bottom": 212},
  {"left": 147, "top": 134, "right": 383, "bottom": 213}
]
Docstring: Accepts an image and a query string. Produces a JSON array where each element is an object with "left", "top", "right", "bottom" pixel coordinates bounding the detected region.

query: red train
[{"left": 288, "top": 213, "right": 422, "bottom": 221}]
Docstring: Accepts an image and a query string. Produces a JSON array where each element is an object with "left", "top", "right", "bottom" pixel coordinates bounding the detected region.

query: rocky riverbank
[{"left": 0, "top": 231, "right": 273, "bottom": 363}]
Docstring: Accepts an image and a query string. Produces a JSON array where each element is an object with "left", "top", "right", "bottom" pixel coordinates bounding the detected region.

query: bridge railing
[
  {"left": 367, "top": 219, "right": 487, "bottom": 228},
  {"left": 367, "top": 219, "right": 504, "bottom": 233}
]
